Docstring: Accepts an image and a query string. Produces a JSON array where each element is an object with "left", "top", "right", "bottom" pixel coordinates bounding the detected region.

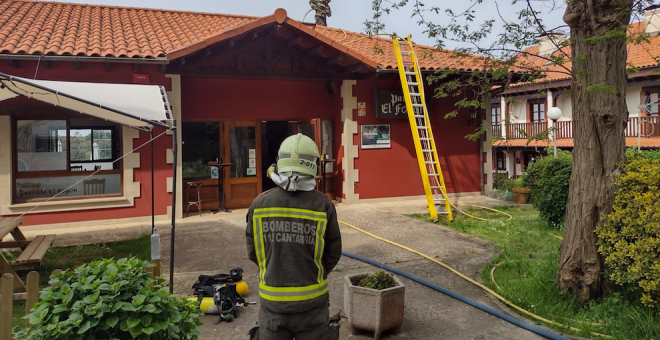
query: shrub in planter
[
  {"left": 511, "top": 177, "right": 531, "bottom": 204},
  {"left": 344, "top": 271, "right": 404, "bottom": 340},
  {"left": 521, "top": 148, "right": 572, "bottom": 228},
  {"left": 15, "top": 257, "right": 203, "bottom": 340},
  {"left": 598, "top": 155, "right": 660, "bottom": 309}
]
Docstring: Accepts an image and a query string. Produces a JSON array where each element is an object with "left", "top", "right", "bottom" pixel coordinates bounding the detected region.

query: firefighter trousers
[{"left": 257, "top": 302, "right": 329, "bottom": 340}]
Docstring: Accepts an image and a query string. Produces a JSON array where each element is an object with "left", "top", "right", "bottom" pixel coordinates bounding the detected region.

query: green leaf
[
  {"left": 142, "top": 327, "right": 155, "bottom": 335},
  {"left": 129, "top": 325, "right": 143, "bottom": 338},
  {"left": 105, "top": 315, "right": 119, "bottom": 327},
  {"left": 77, "top": 320, "right": 91, "bottom": 334},
  {"left": 141, "top": 304, "right": 156, "bottom": 313},
  {"left": 99, "top": 283, "right": 114, "bottom": 291},
  {"left": 141, "top": 314, "right": 152, "bottom": 327},
  {"left": 111, "top": 301, "right": 123, "bottom": 312},
  {"left": 132, "top": 294, "right": 146, "bottom": 306},
  {"left": 127, "top": 316, "right": 141, "bottom": 328},
  {"left": 52, "top": 305, "right": 68, "bottom": 314}
]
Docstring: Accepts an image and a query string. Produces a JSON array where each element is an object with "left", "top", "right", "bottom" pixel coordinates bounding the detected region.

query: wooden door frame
[{"left": 221, "top": 120, "right": 262, "bottom": 209}]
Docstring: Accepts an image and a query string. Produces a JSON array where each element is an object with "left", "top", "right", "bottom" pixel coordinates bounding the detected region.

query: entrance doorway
[
  {"left": 218, "top": 119, "right": 334, "bottom": 209},
  {"left": 222, "top": 121, "right": 261, "bottom": 209}
]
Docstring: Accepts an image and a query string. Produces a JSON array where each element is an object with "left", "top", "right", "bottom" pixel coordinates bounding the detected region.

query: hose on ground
[
  {"left": 342, "top": 251, "right": 572, "bottom": 340},
  {"left": 338, "top": 220, "right": 611, "bottom": 339}
]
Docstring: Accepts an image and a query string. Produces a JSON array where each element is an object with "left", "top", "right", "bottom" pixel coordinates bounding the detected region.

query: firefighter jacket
[{"left": 246, "top": 187, "right": 342, "bottom": 314}]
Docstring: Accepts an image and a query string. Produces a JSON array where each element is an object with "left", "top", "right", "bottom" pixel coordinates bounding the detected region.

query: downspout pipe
[{"left": 341, "top": 251, "right": 571, "bottom": 340}]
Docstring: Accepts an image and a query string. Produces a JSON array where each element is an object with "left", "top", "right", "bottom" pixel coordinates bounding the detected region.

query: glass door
[{"left": 222, "top": 121, "right": 262, "bottom": 209}]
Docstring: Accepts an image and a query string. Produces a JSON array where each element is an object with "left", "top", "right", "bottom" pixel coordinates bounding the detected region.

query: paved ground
[
  {"left": 19, "top": 196, "right": 544, "bottom": 340},
  {"left": 154, "top": 196, "right": 542, "bottom": 340}
]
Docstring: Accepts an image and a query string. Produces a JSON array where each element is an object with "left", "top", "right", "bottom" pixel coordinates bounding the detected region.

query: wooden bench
[
  {"left": 9, "top": 234, "right": 56, "bottom": 267},
  {"left": 0, "top": 216, "right": 55, "bottom": 292}
]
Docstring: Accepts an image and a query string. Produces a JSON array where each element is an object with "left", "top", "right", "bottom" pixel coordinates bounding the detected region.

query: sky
[{"left": 57, "top": 0, "right": 569, "bottom": 51}]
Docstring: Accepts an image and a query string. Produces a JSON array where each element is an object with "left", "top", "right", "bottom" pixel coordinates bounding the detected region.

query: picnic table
[{"left": 0, "top": 216, "right": 55, "bottom": 292}]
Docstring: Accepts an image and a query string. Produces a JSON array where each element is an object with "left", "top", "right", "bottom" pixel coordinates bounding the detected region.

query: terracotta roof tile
[
  {"left": 493, "top": 137, "right": 660, "bottom": 148},
  {"left": 510, "top": 21, "right": 660, "bottom": 88},
  {"left": 0, "top": 0, "right": 487, "bottom": 70}
]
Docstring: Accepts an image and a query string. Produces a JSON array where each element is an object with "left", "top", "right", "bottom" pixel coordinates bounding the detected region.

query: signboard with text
[{"left": 374, "top": 88, "right": 432, "bottom": 119}]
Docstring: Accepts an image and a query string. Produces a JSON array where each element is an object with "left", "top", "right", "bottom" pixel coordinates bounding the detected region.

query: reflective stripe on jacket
[{"left": 246, "top": 188, "right": 342, "bottom": 313}]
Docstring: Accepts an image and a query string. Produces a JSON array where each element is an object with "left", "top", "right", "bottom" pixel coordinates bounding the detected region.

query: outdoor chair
[{"left": 83, "top": 178, "right": 106, "bottom": 195}]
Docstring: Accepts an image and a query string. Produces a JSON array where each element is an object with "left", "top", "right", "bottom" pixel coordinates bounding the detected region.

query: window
[
  {"left": 491, "top": 104, "right": 501, "bottom": 125},
  {"left": 529, "top": 100, "right": 546, "bottom": 123},
  {"left": 496, "top": 151, "right": 506, "bottom": 171},
  {"left": 14, "top": 118, "right": 121, "bottom": 202},
  {"left": 182, "top": 122, "right": 220, "bottom": 180},
  {"left": 16, "top": 120, "right": 68, "bottom": 172},
  {"left": 645, "top": 92, "right": 659, "bottom": 115}
]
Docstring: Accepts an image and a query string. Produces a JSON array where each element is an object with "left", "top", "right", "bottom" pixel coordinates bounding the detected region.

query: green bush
[
  {"left": 598, "top": 155, "right": 660, "bottom": 309},
  {"left": 521, "top": 148, "right": 572, "bottom": 228},
  {"left": 15, "top": 258, "right": 203, "bottom": 340},
  {"left": 358, "top": 271, "right": 397, "bottom": 290}
]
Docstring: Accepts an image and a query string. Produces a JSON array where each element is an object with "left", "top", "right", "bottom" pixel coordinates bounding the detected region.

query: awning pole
[
  {"left": 169, "top": 121, "right": 178, "bottom": 294},
  {"left": 151, "top": 130, "right": 155, "bottom": 234}
]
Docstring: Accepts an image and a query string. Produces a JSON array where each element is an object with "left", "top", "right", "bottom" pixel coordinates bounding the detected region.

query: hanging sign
[
  {"left": 374, "top": 88, "right": 432, "bottom": 119},
  {"left": 374, "top": 89, "right": 406, "bottom": 119}
]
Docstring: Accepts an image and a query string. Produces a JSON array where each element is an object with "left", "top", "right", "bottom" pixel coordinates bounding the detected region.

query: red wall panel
[
  {"left": 181, "top": 77, "right": 338, "bottom": 121},
  {"left": 350, "top": 78, "right": 481, "bottom": 199}
]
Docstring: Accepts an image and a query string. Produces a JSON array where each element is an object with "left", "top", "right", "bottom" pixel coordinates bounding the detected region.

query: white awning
[{"left": 0, "top": 72, "right": 172, "bottom": 129}]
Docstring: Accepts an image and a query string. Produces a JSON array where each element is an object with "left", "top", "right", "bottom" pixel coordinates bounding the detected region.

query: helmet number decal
[{"left": 300, "top": 160, "right": 317, "bottom": 170}]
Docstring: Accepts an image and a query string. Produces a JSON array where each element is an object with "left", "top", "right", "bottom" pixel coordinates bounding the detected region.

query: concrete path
[{"left": 152, "top": 196, "right": 542, "bottom": 340}]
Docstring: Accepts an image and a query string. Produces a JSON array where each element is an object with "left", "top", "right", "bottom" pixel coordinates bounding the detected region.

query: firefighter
[{"left": 246, "top": 133, "right": 342, "bottom": 340}]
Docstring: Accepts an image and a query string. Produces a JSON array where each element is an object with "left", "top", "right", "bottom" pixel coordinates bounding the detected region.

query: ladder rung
[
  {"left": 417, "top": 126, "right": 429, "bottom": 129},
  {"left": 410, "top": 93, "right": 421, "bottom": 96},
  {"left": 407, "top": 82, "right": 419, "bottom": 86},
  {"left": 405, "top": 71, "right": 416, "bottom": 75},
  {"left": 436, "top": 211, "right": 451, "bottom": 214},
  {"left": 400, "top": 50, "right": 411, "bottom": 55},
  {"left": 425, "top": 161, "right": 436, "bottom": 164},
  {"left": 412, "top": 104, "right": 424, "bottom": 107}
]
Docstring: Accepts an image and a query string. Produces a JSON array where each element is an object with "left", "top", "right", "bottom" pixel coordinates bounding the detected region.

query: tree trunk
[{"left": 558, "top": 0, "right": 633, "bottom": 304}]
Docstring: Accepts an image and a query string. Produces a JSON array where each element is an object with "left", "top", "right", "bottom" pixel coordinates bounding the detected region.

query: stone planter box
[{"left": 344, "top": 272, "right": 405, "bottom": 340}]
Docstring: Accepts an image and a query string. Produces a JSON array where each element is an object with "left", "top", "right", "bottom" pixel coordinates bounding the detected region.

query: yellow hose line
[
  {"left": 338, "top": 220, "right": 612, "bottom": 339},
  {"left": 490, "top": 261, "right": 603, "bottom": 328},
  {"left": 344, "top": 33, "right": 393, "bottom": 45},
  {"left": 452, "top": 203, "right": 514, "bottom": 221},
  {"left": 548, "top": 232, "right": 563, "bottom": 241}
]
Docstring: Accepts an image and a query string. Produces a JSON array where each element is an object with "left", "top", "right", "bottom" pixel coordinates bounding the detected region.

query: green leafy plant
[
  {"left": 15, "top": 257, "right": 203, "bottom": 340},
  {"left": 598, "top": 155, "right": 660, "bottom": 309},
  {"left": 512, "top": 177, "right": 525, "bottom": 189},
  {"left": 358, "top": 271, "right": 397, "bottom": 290},
  {"left": 521, "top": 148, "right": 572, "bottom": 228}
]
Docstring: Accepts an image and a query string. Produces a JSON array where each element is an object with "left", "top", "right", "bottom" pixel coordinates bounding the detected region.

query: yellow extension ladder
[{"left": 392, "top": 35, "right": 453, "bottom": 222}]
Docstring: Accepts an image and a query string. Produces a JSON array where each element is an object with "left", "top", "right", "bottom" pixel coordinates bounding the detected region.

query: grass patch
[
  {"left": 8, "top": 235, "right": 150, "bottom": 332},
  {"left": 411, "top": 207, "right": 660, "bottom": 340}
]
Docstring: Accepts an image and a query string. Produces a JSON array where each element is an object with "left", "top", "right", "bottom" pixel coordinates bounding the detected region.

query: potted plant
[
  {"left": 344, "top": 271, "right": 405, "bottom": 340},
  {"left": 511, "top": 177, "right": 531, "bottom": 204}
]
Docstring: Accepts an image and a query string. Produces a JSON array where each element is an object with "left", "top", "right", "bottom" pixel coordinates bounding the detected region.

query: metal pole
[
  {"left": 553, "top": 120, "right": 558, "bottom": 158},
  {"left": 151, "top": 130, "right": 155, "bottom": 233},
  {"left": 169, "top": 120, "right": 178, "bottom": 294}
]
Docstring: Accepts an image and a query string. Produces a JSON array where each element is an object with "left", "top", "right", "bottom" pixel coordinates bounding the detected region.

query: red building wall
[
  {"left": 181, "top": 77, "right": 339, "bottom": 121},
  {"left": 0, "top": 61, "right": 173, "bottom": 225},
  {"left": 350, "top": 78, "right": 481, "bottom": 199}
]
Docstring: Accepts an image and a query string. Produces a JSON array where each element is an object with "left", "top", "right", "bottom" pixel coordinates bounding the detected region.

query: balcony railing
[
  {"left": 626, "top": 116, "right": 660, "bottom": 137},
  {"left": 491, "top": 124, "right": 503, "bottom": 138},
  {"left": 506, "top": 122, "right": 547, "bottom": 139},
  {"left": 492, "top": 116, "right": 659, "bottom": 140}
]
